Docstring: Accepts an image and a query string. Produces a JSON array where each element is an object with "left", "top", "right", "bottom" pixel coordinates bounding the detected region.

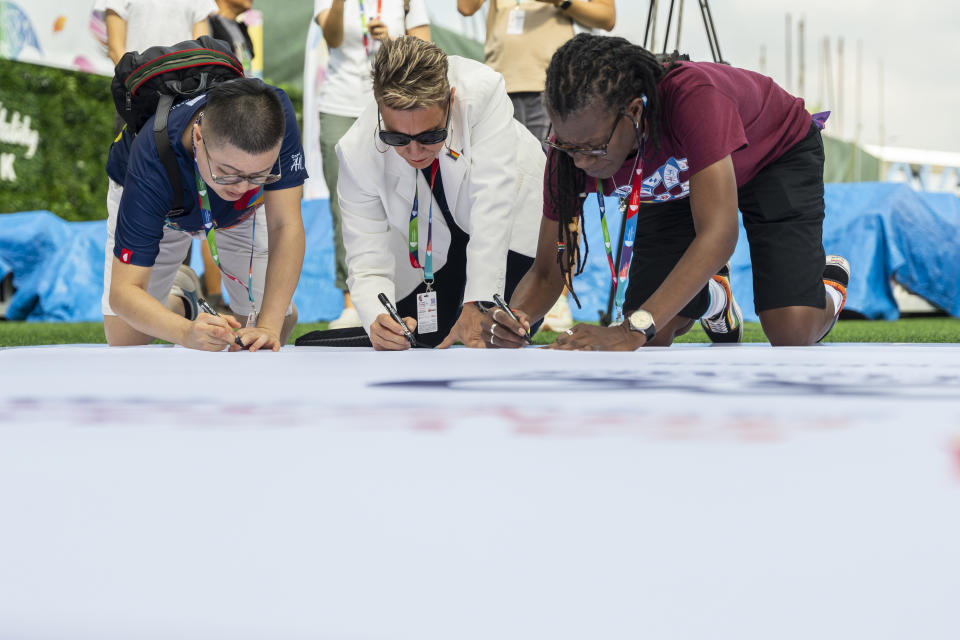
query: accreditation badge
[
  {"left": 506, "top": 8, "right": 525, "bottom": 35},
  {"left": 416, "top": 291, "right": 439, "bottom": 334}
]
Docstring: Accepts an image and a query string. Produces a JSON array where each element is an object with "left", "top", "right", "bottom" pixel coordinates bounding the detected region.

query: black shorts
[{"left": 623, "top": 122, "right": 827, "bottom": 318}]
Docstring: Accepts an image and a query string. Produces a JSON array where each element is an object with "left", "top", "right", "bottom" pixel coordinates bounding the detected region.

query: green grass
[{"left": 1, "top": 317, "right": 958, "bottom": 347}]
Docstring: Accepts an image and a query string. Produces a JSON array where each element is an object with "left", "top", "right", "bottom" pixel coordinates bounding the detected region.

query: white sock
[
  {"left": 703, "top": 277, "right": 727, "bottom": 319},
  {"left": 825, "top": 283, "right": 844, "bottom": 316}
]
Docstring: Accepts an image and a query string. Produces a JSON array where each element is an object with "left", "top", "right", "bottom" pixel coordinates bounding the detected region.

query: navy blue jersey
[{"left": 106, "top": 86, "right": 307, "bottom": 268}]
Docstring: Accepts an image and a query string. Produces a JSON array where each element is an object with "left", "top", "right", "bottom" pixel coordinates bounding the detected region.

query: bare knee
[
  {"left": 759, "top": 306, "right": 832, "bottom": 346},
  {"left": 762, "top": 319, "right": 819, "bottom": 346}
]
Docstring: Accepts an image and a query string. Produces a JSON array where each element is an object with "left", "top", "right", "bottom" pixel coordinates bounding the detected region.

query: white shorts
[{"left": 102, "top": 179, "right": 290, "bottom": 318}]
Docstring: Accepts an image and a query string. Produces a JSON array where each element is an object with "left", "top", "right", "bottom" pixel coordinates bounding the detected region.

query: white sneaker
[
  {"left": 541, "top": 294, "right": 574, "bottom": 333},
  {"left": 329, "top": 305, "right": 362, "bottom": 329},
  {"left": 171, "top": 264, "right": 201, "bottom": 320}
]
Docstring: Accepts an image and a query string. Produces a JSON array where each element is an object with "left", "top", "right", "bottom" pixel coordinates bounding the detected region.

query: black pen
[
  {"left": 378, "top": 293, "right": 418, "bottom": 348},
  {"left": 492, "top": 293, "right": 532, "bottom": 343},
  {"left": 198, "top": 297, "right": 245, "bottom": 348}
]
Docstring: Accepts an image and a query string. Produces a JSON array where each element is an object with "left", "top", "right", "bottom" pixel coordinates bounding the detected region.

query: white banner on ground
[
  {"left": 0, "top": 1, "right": 113, "bottom": 75},
  {"left": 1, "top": 344, "right": 959, "bottom": 639}
]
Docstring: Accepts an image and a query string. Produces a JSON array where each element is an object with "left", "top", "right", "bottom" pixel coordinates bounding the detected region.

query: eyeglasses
[
  {"left": 543, "top": 110, "right": 629, "bottom": 158},
  {"left": 378, "top": 95, "right": 452, "bottom": 147},
  {"left": 200, "top": 135, "right": 282, "bottom": 186}
]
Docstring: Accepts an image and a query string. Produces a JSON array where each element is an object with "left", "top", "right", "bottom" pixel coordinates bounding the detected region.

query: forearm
[
  {"left": 639, "top": 225, "right": 737, "bottom": 329},
  {"left": 317, "top": 2, "right": 346, "bottom": 48},
  {"left": 406, "top": 24, "right": 431, "bottom": 42},
  {"left": 192, "top": 19, "right": 210, "bottom": 39},
  {"left": 105, "top": 12, "right": 126, "bottom": 65},
  {"left": 259, "top": 221, "right": 305, "bottom": 333},
  {"left": 560, "top": 0, "right": 616, "bottom": 31},
  {"left": 458, "top": 0, "right": 485, "bottom": 17},
  {"left": 111, "top": 283, "right": 190, "bottom": 345},
  {"left": 509, "top": 262, "right": 565, "bottom": 324}
]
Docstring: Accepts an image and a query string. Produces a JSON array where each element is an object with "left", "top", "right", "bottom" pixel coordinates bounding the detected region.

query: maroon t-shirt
[{"left": 543, "top": 61, "right": 812, "bottom": 219}]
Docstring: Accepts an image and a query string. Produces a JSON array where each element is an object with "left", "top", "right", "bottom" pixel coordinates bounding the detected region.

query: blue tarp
[
  {"left": 572, "top": 182, "right": 960, "bottom": 323},
  {"left": 1, "top": 183, "right": 959, "bottom": 323}
]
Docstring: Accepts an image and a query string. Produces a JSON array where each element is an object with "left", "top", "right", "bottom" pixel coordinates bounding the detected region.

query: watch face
[{"left": 629, "top": 310, "right": 654, "bottom": 332}]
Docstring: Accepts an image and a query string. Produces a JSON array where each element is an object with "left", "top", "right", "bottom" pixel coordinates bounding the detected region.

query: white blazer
[{"left": 336, "top": 56, "right": 545, "bottom": 333}]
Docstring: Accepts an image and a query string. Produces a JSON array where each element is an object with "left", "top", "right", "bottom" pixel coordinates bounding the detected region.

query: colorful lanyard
[
  {"left": 408, "top": 158, "right": 439, "bottom": 286},
  {"left": 357, "top": 0, "right": 371, "bottom": 57},
  {"left": 595, "top": 135, "right": 646, "bottom": 319},
  {"left": 192, "top": 149, "right": 257, "bottom": 312},
  {"left": 357, "top": 0, "right": 382, "bottom": 58}
]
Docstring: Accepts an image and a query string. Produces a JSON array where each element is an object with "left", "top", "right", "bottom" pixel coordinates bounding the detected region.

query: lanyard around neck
[
  {"left": 596, "top": 135, "right": 646, "bottom": 320},
  {"left": 192, "top": 148, "right": 257, "bottom": 310},
  {"left": 408, "top": 158, "right": 439, "bottom": 286},
  {"left": 357, "top": 0, "right": 382, "bottom": 58}
]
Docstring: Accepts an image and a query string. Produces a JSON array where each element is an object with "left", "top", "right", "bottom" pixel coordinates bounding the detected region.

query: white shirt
[
  {"left": 314, "top": 0, "right": 429, "bottom": 118},
  {"left": 336, "top": 57, "right": 545, "bottom": 334},
  {"left": 104, "top": 0, "right": 216, "bottom": 53}
]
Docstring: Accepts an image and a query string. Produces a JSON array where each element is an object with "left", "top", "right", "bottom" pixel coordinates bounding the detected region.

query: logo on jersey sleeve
[
  {"left": 120, "top": 248, "right": 132, "bottom": 263},
  {"left": 289, "top": 152, "right": 304, "bottom": 173}
]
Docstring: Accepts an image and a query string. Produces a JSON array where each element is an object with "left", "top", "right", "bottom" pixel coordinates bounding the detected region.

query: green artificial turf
[{"left": 1, "top": 317, "right": 958, "bottom": 347}]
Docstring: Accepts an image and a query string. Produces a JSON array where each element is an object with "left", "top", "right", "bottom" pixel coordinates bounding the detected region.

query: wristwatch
[
  {"left": 626, "top": 309, "right": 656, "bottom": 341},
  {"left": 558, "top": 0, "right": 573, "bottom": 9}
]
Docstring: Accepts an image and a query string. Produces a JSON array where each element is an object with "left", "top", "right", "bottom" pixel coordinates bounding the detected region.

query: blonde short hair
[{"left": 372, "top": 35, "right": 449, "bottom": 110}]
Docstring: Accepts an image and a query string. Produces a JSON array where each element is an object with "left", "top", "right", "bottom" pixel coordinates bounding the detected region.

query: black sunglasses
[{"left": 378, "top": 95, "right": 452, "bottom": 147}]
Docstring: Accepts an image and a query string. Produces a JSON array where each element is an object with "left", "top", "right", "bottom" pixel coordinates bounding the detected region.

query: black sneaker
[
  {"left": 700, "top": 264, "right": 743, "bottom": 343},
  {"left": 820, "top": 255, "right": 850, "bottom": 341}
]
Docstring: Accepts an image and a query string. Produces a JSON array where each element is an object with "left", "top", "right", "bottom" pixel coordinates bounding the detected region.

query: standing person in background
[
  {"left": 209, "top": 0, "right": 255, "bottom": 75},
  {"left": 457, "top": 0, "right": 615, "bottom": 334},
  {"left": 314, "top": 0, "right": 431, "bottom": 329},
  {"left": 105, "top": 0, "right": 215, "bottom": 65}
]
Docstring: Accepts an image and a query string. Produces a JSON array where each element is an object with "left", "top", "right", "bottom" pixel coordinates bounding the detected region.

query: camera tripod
[{"left": 643, "top": 0, "right": 726, "bottom": 64}]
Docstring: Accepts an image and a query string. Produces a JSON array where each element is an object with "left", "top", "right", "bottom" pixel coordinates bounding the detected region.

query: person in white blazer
[{"left": 336, "top": 35, "right": 544, "bottom": 349}]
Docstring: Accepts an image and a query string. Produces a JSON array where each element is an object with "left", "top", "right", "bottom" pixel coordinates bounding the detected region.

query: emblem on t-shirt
[
  {"left": 234, "top": 187, "right": 264, "bottom": 211},
  {"left": 289, "top": 151, "right": 304, "bottom": 173},
  {"left": 640, "top": 157, "right": 691, "bottom": 201},
  {"left": 120, "top": 248, "right": 132, "bottom": 263}
]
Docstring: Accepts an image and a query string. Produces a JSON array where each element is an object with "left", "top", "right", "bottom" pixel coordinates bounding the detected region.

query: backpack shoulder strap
[{"left": 152, "top": 94, "right": 185, "bottom": 216}]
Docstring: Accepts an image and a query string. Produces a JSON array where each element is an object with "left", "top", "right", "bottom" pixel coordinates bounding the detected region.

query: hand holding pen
[
  {"left": 198, "top": 297, "right": 246, "bottom": 349},
  {"left": 485, "top": 293, "right": 532, "bottom": 348},
  {"left": 373, "top": 293, "right": 419, "bottom": 350}
]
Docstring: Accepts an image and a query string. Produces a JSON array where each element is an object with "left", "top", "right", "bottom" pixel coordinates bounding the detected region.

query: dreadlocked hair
[{"left": 544, "top": 34, "right": 675, "bottom": 307}]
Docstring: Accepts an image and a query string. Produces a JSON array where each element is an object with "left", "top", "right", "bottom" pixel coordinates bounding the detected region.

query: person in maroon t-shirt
[{"left": 478, "top": 34, "right": 850, "bottom": 350}]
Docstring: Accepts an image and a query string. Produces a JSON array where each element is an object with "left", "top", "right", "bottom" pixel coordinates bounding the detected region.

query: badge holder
[
  {"left": 416, "top": 279, "right": 439, "bottom": 335},
  {"left": 506, "top": 7, "right": 525, "bottom": 35}
]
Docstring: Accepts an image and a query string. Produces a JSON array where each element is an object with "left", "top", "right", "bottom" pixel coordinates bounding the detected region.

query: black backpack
[{"left": 111, "top": 36, "right": 244, "bottom": 216}]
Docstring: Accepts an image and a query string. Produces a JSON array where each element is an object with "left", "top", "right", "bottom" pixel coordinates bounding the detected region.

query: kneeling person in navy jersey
[{"left": 103, "top": 79, "right": 308, "bottom": 351}]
